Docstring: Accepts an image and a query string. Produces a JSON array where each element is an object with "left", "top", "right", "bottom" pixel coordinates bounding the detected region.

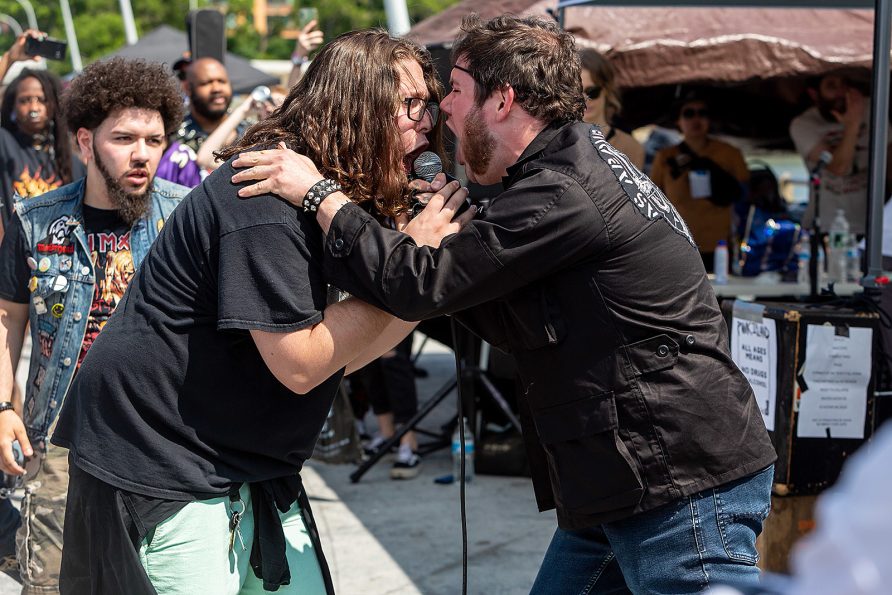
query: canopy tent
[
  {"left": 106, "top": 25, "right": 278, "bottom": 94},
  {"left": 409, "top": 2, "right": 881, "bottom": 140}
]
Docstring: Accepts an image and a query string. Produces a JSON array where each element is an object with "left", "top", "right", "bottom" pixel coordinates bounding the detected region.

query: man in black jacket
[{"left": 233, "top": 14, "right": 777, "bottom": 594}]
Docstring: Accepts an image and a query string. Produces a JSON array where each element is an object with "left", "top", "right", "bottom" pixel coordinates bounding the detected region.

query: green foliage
[{"left": 0, "top": 0, "right": 461, "bottom": 75}]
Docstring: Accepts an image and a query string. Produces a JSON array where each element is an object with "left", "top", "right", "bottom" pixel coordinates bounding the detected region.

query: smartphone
[
  {"left": 24, "top": 36, "right": 68, "bottom": 61},
  {"left": 297, "top": 7, "right": 319, "bottom": 29}
]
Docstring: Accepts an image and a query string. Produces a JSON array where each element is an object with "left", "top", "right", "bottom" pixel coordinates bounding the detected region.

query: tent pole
[{"left": 864, "top": 0, "right": 892, "bottom": 288}]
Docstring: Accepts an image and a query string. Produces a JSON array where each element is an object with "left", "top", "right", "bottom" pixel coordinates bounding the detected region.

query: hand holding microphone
[
  {"left": 408, "top": 151, "right": 474, "bottom": 219},
  {"left": 404, "top": 151, "right": 476, "bottom": 248}
]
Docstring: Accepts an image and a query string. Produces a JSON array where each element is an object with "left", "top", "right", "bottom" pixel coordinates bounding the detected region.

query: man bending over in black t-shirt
[{"left": 50, "top": 30, "right": 472, "bottom": 595}]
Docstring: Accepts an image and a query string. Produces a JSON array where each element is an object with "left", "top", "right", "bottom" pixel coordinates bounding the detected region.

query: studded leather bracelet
[
  {"left": 0, "top": 402, "right": 14, "bottom": 414},
  {"left": 302, "top": 178, "right": 342, "bottom": 214}
]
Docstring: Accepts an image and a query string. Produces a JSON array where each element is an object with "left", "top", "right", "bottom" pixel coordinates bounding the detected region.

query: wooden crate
[{"left": 756, "top": 492, "right": 818, "bottom": 572}]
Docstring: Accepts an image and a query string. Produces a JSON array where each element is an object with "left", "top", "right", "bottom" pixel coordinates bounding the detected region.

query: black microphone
[
  {"left": 410, "top": 151, "right": 472, "bottom": 218},
  {"left": 810, "top": 150, "right": 833, "bottom": 178}
]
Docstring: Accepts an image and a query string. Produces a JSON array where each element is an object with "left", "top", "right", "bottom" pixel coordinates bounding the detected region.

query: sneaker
[
  {"left": 390, "top": 445, "right": 421, "bottom": 480},
  {"left": 362, "top": 435, "right": 396, "bottom": 457}
]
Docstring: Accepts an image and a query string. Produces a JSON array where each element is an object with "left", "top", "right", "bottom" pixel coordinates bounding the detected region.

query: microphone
[
  {"left": 409, "top": 151, "right": 473, "bottom": 218},
  {"left": 413, "top": 151, "right": 443, "bottom": 183},
  {"left": 810, "top": 150, "right": 833, "bottom": 178}
]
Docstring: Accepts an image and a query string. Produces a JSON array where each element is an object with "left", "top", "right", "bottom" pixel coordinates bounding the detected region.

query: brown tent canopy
[
  {"left": 409, "top": 2, "right": 874, "bottom": 87},
  {"left": 410, "top": 3, "right": 877, "bottom": 142}
]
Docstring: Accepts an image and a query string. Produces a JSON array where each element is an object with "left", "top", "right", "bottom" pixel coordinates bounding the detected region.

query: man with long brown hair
[
  {"left": 235, "top": 14, "right": 776, "bottom": 594},
  {"left": 50, "top": 30, "right": 470, "bottom": 595}
]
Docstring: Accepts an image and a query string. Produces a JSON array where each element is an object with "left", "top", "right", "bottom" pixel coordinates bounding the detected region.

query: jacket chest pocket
[
  {"left": 500, "top": 286, "right": 565, "bottom": 350},
  {"left": 534, "top": 392, "right": 643, "bottom": 515}
]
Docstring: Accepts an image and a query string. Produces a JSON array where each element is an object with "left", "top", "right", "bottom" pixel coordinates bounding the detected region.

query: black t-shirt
[
  {"left": 52, "top": 160, "right": 343, "bottom": 500},
  {"left": 0, "top": 127, "right": 86, "bottom": 228},
  {"left": 0, "top": 205, "right": 130, "bottom": 367}
]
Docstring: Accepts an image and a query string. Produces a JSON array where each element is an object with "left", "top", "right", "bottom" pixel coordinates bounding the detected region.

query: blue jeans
[{"left": 531, "top": 465, "right": 774, "bottom": 594}]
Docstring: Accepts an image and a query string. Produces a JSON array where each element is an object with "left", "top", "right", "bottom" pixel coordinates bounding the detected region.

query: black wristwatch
[{"left": 0, "top": 402, "right": 14, "bottom": 414}]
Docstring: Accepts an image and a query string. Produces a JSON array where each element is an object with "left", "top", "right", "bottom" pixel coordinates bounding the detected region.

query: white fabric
[{"left": 788, "top": 422, "right": 892, "bottom": 595}]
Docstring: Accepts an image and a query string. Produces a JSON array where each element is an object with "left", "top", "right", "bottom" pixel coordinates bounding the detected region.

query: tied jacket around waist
[{"left": 322, "top": 122, "right": 777, "bottom": 529}]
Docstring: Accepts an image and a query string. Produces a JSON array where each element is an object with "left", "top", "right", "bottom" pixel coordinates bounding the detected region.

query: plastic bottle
[
  {"left": 846, "top": 246, "right": 861, "bottom": 283},
  {"left": 451, "top": 417, "right": 474, "bottom": 484},
  {"left": 796, "top": 231, "right": 811, "bottom": 286},
  {"left": 827, "top": 208, "right": 852, "bottom": 284},
  {"left": 713, "top": 240, "right": 729, "bottom": 285}
]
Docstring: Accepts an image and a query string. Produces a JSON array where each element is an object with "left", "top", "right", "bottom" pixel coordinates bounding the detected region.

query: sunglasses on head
[
  {"left": 681, "top": 107, "right": 709, "bottom": 119},
  {"left": 583, "top": 85, "right": 602, "bottom": 101}
]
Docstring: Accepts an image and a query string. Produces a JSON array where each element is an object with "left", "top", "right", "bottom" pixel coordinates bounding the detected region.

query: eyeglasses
[
  {"left": 681, "top": 107, "right": 709, "bottom": 119},
  {"left": 403, "top": 98, "right": 440, "bottom": 125},
  {"left": 583, "top": 85, "right": 602, "bottom": 101}
]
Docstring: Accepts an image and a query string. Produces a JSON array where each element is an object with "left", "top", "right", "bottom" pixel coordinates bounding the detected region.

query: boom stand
[
  {"left": 809, "top": 170, "right": 823, "bottom": 299},
  {"left": 349, "top": 324, "right": 521, "bottom": 484}
]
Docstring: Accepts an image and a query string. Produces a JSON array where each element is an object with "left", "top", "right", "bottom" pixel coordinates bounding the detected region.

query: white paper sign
[
  {"left": 731, "top": 316, "right": 777, "bottom": 431},
  {"left": 797, "top": 324, "right": 872, "bottom": 439}
]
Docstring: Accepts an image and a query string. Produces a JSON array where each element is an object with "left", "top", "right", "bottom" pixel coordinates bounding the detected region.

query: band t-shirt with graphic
[
  {"left": 0, "top": 127, "right": 86, "bottom": 229},
  {"left": 0, "top": 204, "right": 132, "bottom": 368}
]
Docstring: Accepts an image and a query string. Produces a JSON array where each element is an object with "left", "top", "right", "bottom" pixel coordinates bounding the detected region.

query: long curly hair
[
  {"left": 1, "top": 69, "right": 73, "bottom": 186},
  {"left": 218, "top": 29, "right": 446, "bottom": 218},
  {"left": 61, "top": 57, "right": 184, "bottom": 136}
]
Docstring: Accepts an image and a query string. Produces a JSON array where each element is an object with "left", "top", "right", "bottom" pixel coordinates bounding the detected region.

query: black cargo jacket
[{"left": 323, "top": 122, "right": 776, "bottom": 528}]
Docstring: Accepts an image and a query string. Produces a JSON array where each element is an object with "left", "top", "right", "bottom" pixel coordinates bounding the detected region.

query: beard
[
  {"left": 462, "top": 105, "right": 496, "bottom": 178},
  {"left": 190, "top": 89, "right": 230, "bottom": 122},
  {"left": 93, "top": 141, "right": 152, "bottom": 226}
]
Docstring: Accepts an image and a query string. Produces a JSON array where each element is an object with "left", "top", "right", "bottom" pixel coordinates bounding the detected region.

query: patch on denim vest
[{"left": 588, "top": 126, "right": 695, "bottom": 246}]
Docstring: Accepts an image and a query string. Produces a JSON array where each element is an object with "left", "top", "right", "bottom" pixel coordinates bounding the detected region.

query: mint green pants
[{"left": 138, "top": 483, "right": 327, "bottom": 595}]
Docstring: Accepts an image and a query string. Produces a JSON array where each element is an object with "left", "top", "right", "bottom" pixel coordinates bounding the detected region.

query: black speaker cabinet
[
  {"left": 187, "top": 9, "right": 226, "bottom": 63},
  {"left": 722, "top": 300, "right": 884, "bottom": 495}
]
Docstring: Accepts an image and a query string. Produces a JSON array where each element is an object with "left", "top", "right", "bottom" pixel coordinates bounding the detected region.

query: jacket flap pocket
[
  {"left": 535, "top": 392, "right": 616, "bottom": 443},
  {"left": 623, "top": 334, "right": 679, "bottom": 377},
  {"left": 502, "top": 286, "right": 565, "bottom": 350}
]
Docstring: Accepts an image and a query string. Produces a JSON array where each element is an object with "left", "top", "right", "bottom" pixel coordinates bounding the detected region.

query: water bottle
[
  {"left": 451, "top": 417, "right": 474, "bottom": 483},
  {"left": 796, "top": 231, "right": 811, "bottom": 286},
  {"left": 827, "top": 208, "right": 852, "bottom": 284},
  {"left": 713, "top": 240, "right": 729, "bottom": 285},
  {"left": 846, "top": 246, "right": 861, "bottom": 283}
]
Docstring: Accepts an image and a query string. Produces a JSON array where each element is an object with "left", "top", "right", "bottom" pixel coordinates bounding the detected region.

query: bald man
[
  {"left": 158, "top": 57, "right": 244, "bottom": 187},
  {"left": 177, "top": 57, "right": 238, "bottom": 151}
]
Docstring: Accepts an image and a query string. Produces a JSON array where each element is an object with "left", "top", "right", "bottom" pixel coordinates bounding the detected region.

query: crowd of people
[{"left": 0, "top": 10, "right": 884, "bottom": 595}]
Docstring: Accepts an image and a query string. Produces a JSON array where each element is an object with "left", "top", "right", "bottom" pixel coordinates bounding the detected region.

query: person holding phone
[
  {"left": 0, "top": 31, "right": 85, "bottom": 243},
  {"left": 287, "top": 12, "right": 324, "bottom": 88}
]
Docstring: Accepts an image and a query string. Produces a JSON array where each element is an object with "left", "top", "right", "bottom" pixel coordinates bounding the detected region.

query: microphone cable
[{"left": 449, "top": 318, "right": 469, "bottom": 595}]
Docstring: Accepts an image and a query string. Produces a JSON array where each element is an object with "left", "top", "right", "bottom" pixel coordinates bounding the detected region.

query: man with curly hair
[{"left": 0, "top": 57, "right": 189, "bottom": 593}]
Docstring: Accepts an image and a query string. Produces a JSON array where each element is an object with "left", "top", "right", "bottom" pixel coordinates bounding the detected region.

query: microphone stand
[{"left": 809, "top": 169, "right": 823, "bottom": 300}]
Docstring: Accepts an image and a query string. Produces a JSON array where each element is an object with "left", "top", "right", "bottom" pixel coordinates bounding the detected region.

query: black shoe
[{"left": 390, "top": 449, "right": 421, "bottom": 480}]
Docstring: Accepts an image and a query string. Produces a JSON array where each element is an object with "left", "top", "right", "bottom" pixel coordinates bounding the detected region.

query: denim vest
[{"left": 15, "top": 176, "right": 187, "bottom": 444}]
